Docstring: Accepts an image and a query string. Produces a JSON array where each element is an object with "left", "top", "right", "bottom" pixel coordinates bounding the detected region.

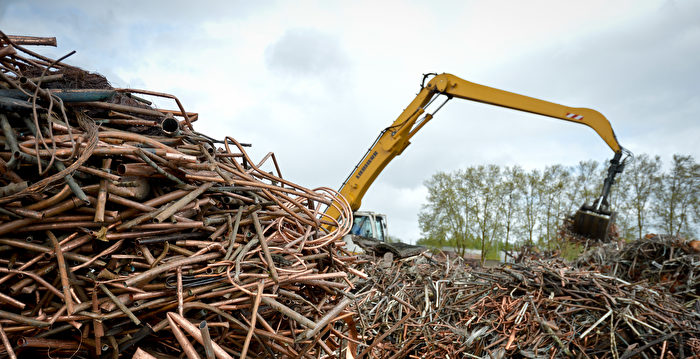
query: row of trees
[{"left": 417, "top": 154, "right": 699, "bottom": 260}]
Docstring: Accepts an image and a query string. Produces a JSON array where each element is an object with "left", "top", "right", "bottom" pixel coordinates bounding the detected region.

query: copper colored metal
[
  {"left": 0, "top": 35, "right": 358, "bottom": 359},
  {"left": 0, "top": 322, "right": 16, "bottom": 359},
  {"left": 199, "top": 321, "right": 215, "bottom": 359},
  {"left": 46, "top": 230, "right": 73, "bottom": 315},
  {"left": 166, "top": 313, "right": 201, "bottom": 359},
  {"left": 132, "top": 348, "right": 158, "bottom": 359},
  {"left": 240, "top": 282, "right": 263, "bottom": 359},
  {"left": 167, "top": 312, "right": 233, "bottom": 359},
  {"left": 6, "top": 35, "right": 57, "bottom": 46}
]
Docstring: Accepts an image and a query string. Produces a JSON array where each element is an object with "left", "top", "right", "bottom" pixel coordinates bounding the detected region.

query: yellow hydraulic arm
[{"left": 324, "top": 73, "right": 624, "bottom": 223}]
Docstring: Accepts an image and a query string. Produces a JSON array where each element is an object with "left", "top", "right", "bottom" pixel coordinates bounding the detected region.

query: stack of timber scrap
[{"left": 0, "top": 33, "right": 362, "bottom": 358}]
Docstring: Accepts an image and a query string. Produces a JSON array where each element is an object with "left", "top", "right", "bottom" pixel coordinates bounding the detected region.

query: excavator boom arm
[{"left": 324, "top": 73, "right": 624, "bottom": 223}]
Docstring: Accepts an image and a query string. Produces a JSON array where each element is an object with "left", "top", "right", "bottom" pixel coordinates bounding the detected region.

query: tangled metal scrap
[
  {"left": 351, "top": 246, "right": 699, "bottom": 359},
  {"left": 576, "top": 234, "right": 700, "bottom": 306},
  {"left": 0, "top": 33, "right": 360, "bottom": 358}
]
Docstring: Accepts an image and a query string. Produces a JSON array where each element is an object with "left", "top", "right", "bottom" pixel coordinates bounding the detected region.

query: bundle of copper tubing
[
  {"left": 0, "top": 33, "right": 363, "bottom": 358},
  {"left": 350, "top": 252, "right": 700, "bottom": 358}
]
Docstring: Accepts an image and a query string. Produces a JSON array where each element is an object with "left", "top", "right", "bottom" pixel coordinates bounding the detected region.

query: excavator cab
[{"left": 573, "top": 151, "right": 630, "bottom": 240}]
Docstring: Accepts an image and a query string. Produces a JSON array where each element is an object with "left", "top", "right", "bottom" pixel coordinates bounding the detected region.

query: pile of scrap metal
[
  {"left": 2, "top": 32, "right": 698, "bottom": 359},
  {"left": 0, "top": 33, "right": 362, "bottom": 358},
  {"left": 350, "top": 236, "right": 699, "bottom": 358},
  {"left": 576, "top": 234, "right": 700, "bottom": 305}
]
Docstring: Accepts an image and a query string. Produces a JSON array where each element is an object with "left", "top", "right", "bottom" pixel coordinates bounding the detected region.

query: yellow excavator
[{"left": 324, "top": 73, "right": 631, "bottom": 245}]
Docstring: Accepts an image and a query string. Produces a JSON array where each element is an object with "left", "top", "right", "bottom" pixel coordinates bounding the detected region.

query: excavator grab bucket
[
  {"left": 573, "top": 205, "right": 613, "bottom": 240},
  {"left": 571, "top": 151, "right": 628, "bottom": 241}
]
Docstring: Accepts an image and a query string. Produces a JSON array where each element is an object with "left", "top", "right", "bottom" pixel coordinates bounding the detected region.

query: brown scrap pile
[
  {"left": 576, "top": 234, "right": 700, "bottom": 305},
  {"left": 0, "top": 33, "right": 360, "bottom": 358},
  {"left": 351, "top": 253, "right": 700, "bottom": 358}
]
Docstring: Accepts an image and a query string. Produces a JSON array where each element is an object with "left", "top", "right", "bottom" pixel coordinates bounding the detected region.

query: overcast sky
[{"left": 3, "top": 1, "right": 699, "bottom": 243}]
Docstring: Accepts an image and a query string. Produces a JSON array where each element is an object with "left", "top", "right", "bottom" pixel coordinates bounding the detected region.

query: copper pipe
[
  {"left": 260, "top": 296, "right": 316, "bottom": 330},
  {"left": 0, "top": 267, "right": 64, "bottom": 299},
  {"left": 17, "top": 337, "right": 81, "bottom": 349},
  {"left": 0, "top": 239, "right": 105, "bottom": 267},
  {"left": 177, "top": 266, "right": 184, "bottom": 316},
  {"left": 46, "top": 230, "right": 74, "bottom": 315},
  {"left": 15, "top": 221, "right": 106, "bottom": 232},
  {"left": 77, "top": 165, "right": 121, "bottom": 182},
  {"left": 0, "top": 322, "right": 16, "bottom": 359},
  {"left": 25, "top": 184, "right": 71, "bottom": 210},
  {"left": 240, "top": 282, "right": 264, "bottom": 359},
  {"left": 154, "top": 182, "right": 213, "bottom": 223},
  {"left": 116, "top": 189, "right": 189, "bottom": 231},
  {"left": 117, "top": 163, "right": 157, "bottom": 177},
  {"left": 133, "top": 222, "right": 205, "bottom": 230},
  {"left": 115, "top": 88, "right": 193, "bottom": 130},
  {"left": 167, "top": 312, "right": 233, "bottom": 359},
  {"left": 155, "top": 108, "right": 198, "bottom": 119},
  {"left": 0, "top": 310, "right": 49, "bottom": 327},
  {"left": 124, "top": 251, "right": 221, "bottom": 288},
  {"left": 107, "top": 192, "right": 191, "bottom": 223},
  {"left": 104, "top": 228, "right": 180, "bottom": 240},
  {"left": 94, "top": 158, "right": 112, "bottom": 222},
  {"left": 99, "top": 282, "right": 141, "bottom": 325},
  {"left": 71, "top": 239, "right": 124, "bottom": 272},
  {"left": 69, "top": 101, "right": 165, "bottom": 118},
  {"left": 0, "top": 45, "right": 16, "bottom": 57},
  {"left": 98, "top": 118, "right": 159, "bottom": 126},
  {"left": 252, "top": 211, "right": 279, "bottom": 284},
  {"left": 0, "top": 157, "right": 23, "bottom": 183},
  {"left": 0, "top": 196, "right": 85, "bottom": 236},
  {"left": 0, "top": 291, "right": 25, "bottom": 310},
  {"left": 7, "top": 35, "right": 57, "bottom": 46},
  {"left": 138, "top": 244, "right": 156, "bottom": 265},
  {"left": 91, "top": 288, "right": 103, "bottom": 356},
  {"left": 27, "top": 73, "right": 63, "bottom": 83},
  {"left": 303, "top": 297, "right": 352, "bottom": 340},
  {"left": 166, "top": 313, "right": 201, "bottom": 359},
  {"left": 200, "top": 321, "right": 216, "bottom": 359},
  {"left": 133, "top": 348, "right": 158, "bottom": 359},
  {"left": 3, "top": 206, "right": 43, "bottom": 219}
]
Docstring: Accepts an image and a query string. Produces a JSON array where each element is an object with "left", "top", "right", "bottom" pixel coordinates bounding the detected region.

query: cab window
[
  {"left": 351, "top": 215, "right": 373, "bottom": 238},
  {"left": 374, "top": 216, "right": 386, "bottom": 242}
]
